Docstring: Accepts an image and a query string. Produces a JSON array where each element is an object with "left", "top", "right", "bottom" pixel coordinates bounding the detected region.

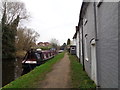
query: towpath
[{"left": 40, "top": 53, "right": 71, "bottom": 88}]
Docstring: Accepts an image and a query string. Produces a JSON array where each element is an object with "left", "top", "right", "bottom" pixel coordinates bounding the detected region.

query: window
[
  {"left": 97, "top": 0, "right": 103, "bottom": 7},
  {"left": 44, "top": 54, "right": 46, "bottom": 59},
  {"left": 84, "top": 18, "right": 88, "bottom": 26},
  {"left": 35, "top": 53, "right": 40, "bottom": 59},
  {"left": 84, "top": 34, "right": 89, "bottom": 61},
  {"left": 71, "top": 47, "right": 75, "bottom": 50}
]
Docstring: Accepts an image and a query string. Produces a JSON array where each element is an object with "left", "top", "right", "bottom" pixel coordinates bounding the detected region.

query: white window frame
[
  {"left": 83, "top": 18, "right": 88, "bottom": 26},
  {"left": 97, "top": 0, "right": 103, "bottom": 7},
  {"left": 84, "top": 34, "right": 89, "bottom": 61},
  {"left": 71, "top": 47, "right": 75, "bottom": 50}
]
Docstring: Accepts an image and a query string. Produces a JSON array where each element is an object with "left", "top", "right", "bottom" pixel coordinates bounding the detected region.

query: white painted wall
[
  {"left": 76, "top": 31, "right": 79, "bottom": 58},
  {"left": 80, "top": 28, "right": 83, "bottom": 64},
  {"left": 72, "top": 38, "right": 76, "bottom": 45}
]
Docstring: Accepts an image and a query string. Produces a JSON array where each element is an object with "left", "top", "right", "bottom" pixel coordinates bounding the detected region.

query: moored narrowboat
[{"left": 22, "top": 49, "right": 56, "bottom": 70}]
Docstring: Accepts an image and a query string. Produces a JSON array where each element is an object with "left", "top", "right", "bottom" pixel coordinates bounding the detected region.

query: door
[{"left": 91, "top": 39, "right": 97, "bottom": 84}]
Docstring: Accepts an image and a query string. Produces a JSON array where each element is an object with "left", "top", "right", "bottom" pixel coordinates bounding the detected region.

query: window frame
[
  {"left": 97, "top": 0, "right": 103, "bottom": 7},
  {"left": 83, "top": 18, "right": 88, "bottom": 26},
  {"left": 84, "top": 34, "right": 89, "bottom": 61},
  {"left": 71, "top": 47, "right": 75, "bottom": 50}
]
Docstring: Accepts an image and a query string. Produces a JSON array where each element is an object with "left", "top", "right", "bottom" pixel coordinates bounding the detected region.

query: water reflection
[
  {"left": 2, "top": 57, "right": 42, "bottom": 87},
  {"left": 2, "top": 58, "right": 23, "bottom": 87},
  {"left": 14, "top": 59, "right": 23, "bottom": 79}
]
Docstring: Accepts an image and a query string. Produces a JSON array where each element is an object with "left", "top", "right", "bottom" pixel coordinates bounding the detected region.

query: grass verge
[
  {"left": 2, "top": 52, "right": 65, "bottom": 88},
  {"left": 68, "top": 53, "right": 96, "bottom": 88}
]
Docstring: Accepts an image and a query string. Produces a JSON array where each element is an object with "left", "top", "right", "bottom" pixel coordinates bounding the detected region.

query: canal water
[
  {"left": 2, "top": 58, "right": 24, "bottom": 87},
  {"left": 2, "top": 56, "right": 48, "bottom": 87}
]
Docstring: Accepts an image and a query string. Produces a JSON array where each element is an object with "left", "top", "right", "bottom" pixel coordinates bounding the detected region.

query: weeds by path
[{"left": 68, "top": 53, "right": 96, "bottom": 88}]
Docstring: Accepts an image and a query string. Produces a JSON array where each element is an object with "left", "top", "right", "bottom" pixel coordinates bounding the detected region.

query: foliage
[
  {"left": 2, "top": 53, "right": 65, "bottom": 88},
  {"left": 67, "top": 38, "right": 71, "bottom": 45},
  {"left": 60, "top": 43, "right": 66, "bottom": 50},
  {"left": 68, "top": 53, "right": 96, "bottom": 88},
  {"left": 16, "top": 50, "right": 26, "bottom": 58},
  {"left": 50, "top": 38, "right": 59, "bottom": 49},
  {"left": 2, "top": 25, "right": 16, "bottom": 58},
  {"left": 1, "top": 1, "right": 28, "bottom": 59},
  {"left": 38, "top": 46, "right": 51, "bottom": 50}
]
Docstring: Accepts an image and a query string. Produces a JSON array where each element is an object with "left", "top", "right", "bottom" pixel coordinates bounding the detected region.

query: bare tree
[
  {"left": 1, "top": 1, "right": 30, "bottom": 58},
  {"left": 16, "top": 27, "right": 40, "bottom": 51},
  {"left": 50, "top": 38, "right": 59, "bottom": 49},
  {"left": 1, "top": 1, "right": 29, "bottom": 25}
]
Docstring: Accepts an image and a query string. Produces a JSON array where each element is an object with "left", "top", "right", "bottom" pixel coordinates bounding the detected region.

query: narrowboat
[{"left": 22, "top": 49, "right": 56, "bottom": 70}]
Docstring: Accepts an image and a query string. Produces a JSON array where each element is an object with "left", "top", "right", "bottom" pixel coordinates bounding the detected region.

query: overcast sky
[{"left": 21, "top": 0, "right": 83, "bottom": 45}]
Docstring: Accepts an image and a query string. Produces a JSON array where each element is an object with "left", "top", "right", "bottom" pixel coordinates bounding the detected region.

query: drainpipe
[
  {"left": 81, "top": 19, "right": 85, "bottom": 71},
  {"left": 93, "top": 2, "right": 100, "bottom": 87}
]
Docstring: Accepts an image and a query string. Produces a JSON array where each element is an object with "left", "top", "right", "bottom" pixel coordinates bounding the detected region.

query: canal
[
  {"left": 2, "top": 58, "right": 25, "bottom": 87},
  {"left": 2, "top": 58, "right": 45, "bottom": 87}
]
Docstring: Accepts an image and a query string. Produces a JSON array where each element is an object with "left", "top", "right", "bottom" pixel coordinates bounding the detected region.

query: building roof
[
  {"left": 78, "top": 2, "right": 89, "bottom": 26},
  {"left": 73, "top": 1, "right": 89, "bottom": 39},
  {"left": 73, "top": 26, "right": 79, "bottom": 39}
]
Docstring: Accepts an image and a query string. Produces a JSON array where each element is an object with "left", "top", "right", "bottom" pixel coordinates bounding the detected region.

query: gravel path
[{"left": 40, "top": 53, "right": 71, "bottom": 88}]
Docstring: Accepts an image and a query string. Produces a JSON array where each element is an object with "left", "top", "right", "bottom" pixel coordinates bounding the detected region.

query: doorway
[{"left": 91, "top": 39, "right": 97, "bottom": 84}]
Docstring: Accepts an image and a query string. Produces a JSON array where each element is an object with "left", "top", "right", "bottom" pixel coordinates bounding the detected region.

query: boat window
[
  {"left": 27, "top": 52, "right": 36, "bottom": 59},
  {"left": 35, "top": 53, "right": 41, "bottom": 59},
  {"left": 44, "top": 54, "right": 47, "bottom": 59}
]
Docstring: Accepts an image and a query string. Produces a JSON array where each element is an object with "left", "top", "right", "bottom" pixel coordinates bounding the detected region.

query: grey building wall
[
  {"left": 79, "top": 27, "right": 83, "bottom": 64},
  {"left": 96, "top": 2, "right": 118, "bottom": 88},
  {"left": 82, "top": 2, "right": 96, "bottom": 77},
  {"left": 118, "top": 2, "right": 120, "bottom": 89},
  {"left": 76, "top": 31, "right": 80, "bottom": 58}
]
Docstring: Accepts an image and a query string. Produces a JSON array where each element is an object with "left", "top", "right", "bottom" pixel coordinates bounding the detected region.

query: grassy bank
[
  {"left": 68, "top": 53, "right": 96, "bottom": 88},
  {"left": 2, "top": 52, "right": 65, "bottom": 88}
]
